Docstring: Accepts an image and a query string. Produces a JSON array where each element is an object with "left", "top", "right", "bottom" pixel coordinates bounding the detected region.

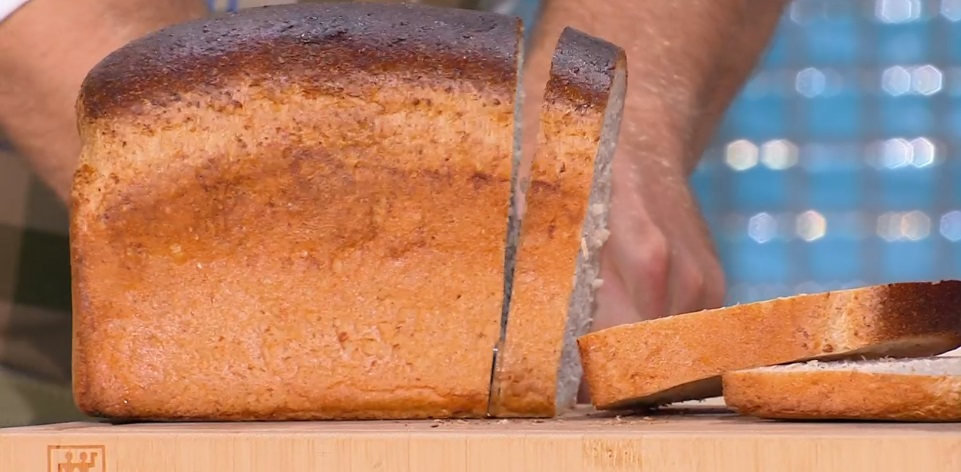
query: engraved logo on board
[{"left": 47, "top": 445, "right": 105, "bottom": 472}]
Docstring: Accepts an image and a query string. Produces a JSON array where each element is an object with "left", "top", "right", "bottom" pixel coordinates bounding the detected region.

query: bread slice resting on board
[
  {"left": 70, "top": 2, "right": 627, "bottom": 420},
  {"left": 577, "top": 281, "right": 961, "bottom": 411},
  {"left": 723, "top": 356, "right": 961, "bottom": 422}
]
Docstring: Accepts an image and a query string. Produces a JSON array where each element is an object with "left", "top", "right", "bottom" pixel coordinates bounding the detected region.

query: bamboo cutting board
[{"left": 2, "top": 406, "right": 960, "bottom": 472}]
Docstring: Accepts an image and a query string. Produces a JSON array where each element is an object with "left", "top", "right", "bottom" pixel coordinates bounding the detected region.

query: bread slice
[
  {"left": 577, "top": 281, "right": 961, "bottom": 411},
  {"left": 71, "top": 3, "right": 523, "bottom": 420},
  {"left": 487, "top": 28, "right": 627, "bottom": 417},
  {"left": 723, "top": 357, "right": 961, "bottom": 422}
]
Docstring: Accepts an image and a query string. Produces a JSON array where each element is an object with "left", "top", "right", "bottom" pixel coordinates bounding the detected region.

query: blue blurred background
[
  {"left": 217, "top": 0, "right": 961, "bottom": 305},
  {"left": 695, "top": 0, "right": 961, "bottom": 304}
]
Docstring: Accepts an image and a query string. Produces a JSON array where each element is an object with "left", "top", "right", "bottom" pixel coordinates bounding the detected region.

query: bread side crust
[
  {"left": 577, "top": 281, "right": 961, "bottom": 410},
  {"left": 722, "top": 366, "right": 961, "bottom": 421},
  {"left": 71, "top": 4, "right": 522, "bottom": 421},
  {"left": 488, "top": 28, "right": 626, "bottom": 417}
]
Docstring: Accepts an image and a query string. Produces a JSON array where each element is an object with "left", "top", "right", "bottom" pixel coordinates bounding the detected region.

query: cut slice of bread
[
  {"left": 723, "top": 357, "right": 961, "bottom": 422},
  {"left": 487, "top": 27, "right": 627, "bottom": 417},
  {"left": 71, "top": 3, "right": 524, "bottom": 420},
  {"left": 577, "top": 281, "right": 961, "bottom": 411}
]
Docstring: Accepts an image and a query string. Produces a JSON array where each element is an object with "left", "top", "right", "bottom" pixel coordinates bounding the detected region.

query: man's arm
[
  {"left": 0, "top": 0, "right": 208, "bottom": 202},
  {"left": 522, "top": 0, "right": 789, "bottom": 175},
  {"left": 519, "top": 1, "right": 790, "bottom": 331}
]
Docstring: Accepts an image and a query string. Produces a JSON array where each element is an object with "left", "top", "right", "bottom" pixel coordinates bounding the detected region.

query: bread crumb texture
[{"left": 71, "top": 3, "right": 527, "bottom": 420}]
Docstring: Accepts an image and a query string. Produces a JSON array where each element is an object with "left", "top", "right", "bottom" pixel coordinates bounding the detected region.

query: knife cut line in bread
[
  {"left": 577, "top": 281, "right": 961, "bottom": 411},
  {"left": 488, "top": 27, "right": 627, "bottom": 417},
  {"left": 70, "top": 3, "right": 625, "bottom": 421}
]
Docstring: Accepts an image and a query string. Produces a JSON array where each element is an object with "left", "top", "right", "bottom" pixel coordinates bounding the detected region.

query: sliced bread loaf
[
  {"left": 487, "top": 27, "right": 627, "bottom": 417},
  {"left": 71, "top": 3, "right": 523, "bottom": 420},
  {"left": 723, "top": 357, "right": 961, "bottom": 422},
  {"left": 71, "top": 3, "right": 632, "bottom": 421},
  {"left": 577, "top": 281, "right": 961, "bottom": 410}
]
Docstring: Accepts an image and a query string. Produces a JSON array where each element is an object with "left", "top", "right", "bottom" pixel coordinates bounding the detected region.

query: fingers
[
  {"left": 698, "top": 255, "right": 727, "bottom": 310},
  {"left": 590, "top": 154, "right": 727, "bottom": 330},
  {"left": 594, "top": 219, "right": 672, "bottom": 327},
  {"left": 596, "top": 224, "right": 726, "bottom": 327},
  {"left": 621, "top": 228, "right": 671, "bottom": 321},
  {"left": 666, "top": 248, "right": 725, "bottom": 316},
  {"left": 666, "top": 251, "right": 702, "bottom": 316},
  {"left": 592, "top": 265, "right": 640, "bottom": 332}
]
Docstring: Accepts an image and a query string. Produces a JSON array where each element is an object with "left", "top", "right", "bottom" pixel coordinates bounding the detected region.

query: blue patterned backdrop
[{"left": 693, "top": 0, "right": 961, "bottom": 303}]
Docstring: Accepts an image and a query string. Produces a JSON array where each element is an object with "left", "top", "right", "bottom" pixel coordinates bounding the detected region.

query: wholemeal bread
[
  {"left": 71, "top": 3, "right": 630, "bottom": 420},
  {"left": 487, "top": 28, "right": 627, "bottom": 417},
  {"left": 723, "top": 357, "right": 961, "bottom": 422},
  {"left": 71, "top": 3, "right": 523, "bottom": 420},
  {"left": 577, "top": 281, "right": 961, "bottom": 410}
]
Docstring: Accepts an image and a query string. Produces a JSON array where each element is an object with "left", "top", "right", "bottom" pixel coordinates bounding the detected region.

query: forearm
[
  {"left": 522, "top": 0, "right": 789, "bottom": 175},
  {"left": 0, "top": 0, "right": 207, "bottom": 201}
]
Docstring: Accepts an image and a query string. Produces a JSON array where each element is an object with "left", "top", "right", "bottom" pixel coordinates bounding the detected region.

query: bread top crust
[
  {"left": 541, "top": 27, "right": 625, "bottom": 112},
  {"left": 77, "top": 2, "right": 521, "bottom": 121},
  {"left": 868, "top": 282, "right": 961, "bottom": 339}
]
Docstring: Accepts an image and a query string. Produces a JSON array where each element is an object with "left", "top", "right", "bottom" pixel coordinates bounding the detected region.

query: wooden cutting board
[{"left": 2, "top": 406, "right": 959, "bottom": 472}]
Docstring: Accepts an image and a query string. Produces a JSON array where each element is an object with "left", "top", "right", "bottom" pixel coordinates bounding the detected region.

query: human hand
[
  {"left": 574, "top": 141, "right": 726, "bottom": 403},
  {"left": 517, "top": 48, "right": 725, "bottom": 333},
  {"left": 591, "top": 144, "right": 727, "bottom": 333}
]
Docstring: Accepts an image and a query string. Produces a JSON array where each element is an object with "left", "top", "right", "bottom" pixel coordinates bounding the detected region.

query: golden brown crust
[
  {"left": 71, "top": 4, "right": 522, "bottom": 420},
  {"left": 541, "top": 28, "right": 624, "bottom": 110},
  {"left": 78, "top": 3, "right": 519, "bottom": 121},
  {"left": 577, "top": 281, "right": 961, "bottom": 410},
  {"left": 723, "top": 368, "right": 961, "bottom": 422},
  {"left": 488, "top": 28, "right": 626, "bottom": 417}
]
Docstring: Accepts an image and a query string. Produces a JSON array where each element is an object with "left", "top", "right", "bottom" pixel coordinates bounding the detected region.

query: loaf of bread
[
  {"left": 723, "top": 357, "right": 961, "bottom": 422},
  {"left": 577, "top": 281, "right": 961, "bottom": 411},
  {"left": 71, "top": 3, "right": 627, "bottom": 420},
  {"left": 487, "top": 28, "right": 626, "bottom": 417}
]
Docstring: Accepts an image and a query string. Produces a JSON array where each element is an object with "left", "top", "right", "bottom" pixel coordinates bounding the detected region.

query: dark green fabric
[
  {"left": 0, "top": 141, "right": 75, "bottom": 423},
  {"left": 0, "top": 366, "right": 90, "bottom": 428},
  {"left": 14, "top": 228, "right": 72, "bottom": 313}
]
